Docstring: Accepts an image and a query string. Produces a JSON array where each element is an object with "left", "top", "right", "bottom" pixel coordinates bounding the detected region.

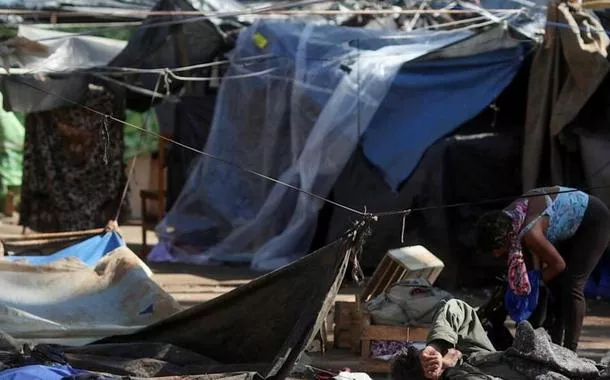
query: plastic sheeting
[
  {"left": 1, "top": 0, "right": 228, "bottom": 113},
  {"left": 362, "top": 45, "right": 524, "bottom": 190},
  {"left": 96, "top": 224, "right": 368, "bottom": 379},
  {"left": 3, "top": 231, "right": 124, "bottom": 267},
  {"left": 152, "top": 20, "right": 475, "bottom": 269},
  {"left": 107, "top": 0, "right": 228, "bottom": 112},
  {"left": 522, "top": 1, "right": 610, "bottom": 191},
  {"left": 153, "top": 20, "right": 526, "bottom": 270},
  {"left": 0, "top": 26, "right": 127, "bottom": 113},
  {"left": 0, "top": 246, "right": 181, "bottom": 346},
  {"left": 0, "top": 364, "right": 84, "bottom": 380},
  {"left": 165, "top": 95, "right": 216, "bottom": 211}
]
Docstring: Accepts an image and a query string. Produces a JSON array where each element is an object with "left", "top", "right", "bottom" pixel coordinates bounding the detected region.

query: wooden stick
[
  {"left": 1, "top": 228, "right": 104, "bottom": 242},
  {"left": 3, "top": 236, "right": 86, "bottom": 247}
]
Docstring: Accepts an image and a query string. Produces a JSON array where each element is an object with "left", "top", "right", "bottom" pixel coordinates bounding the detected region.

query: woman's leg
[
  {"left": 528, "top": 284, "right": 550, "bottom": 328},
  {"left": 561, "top": 196, "right": 610, "bottom": 350}
]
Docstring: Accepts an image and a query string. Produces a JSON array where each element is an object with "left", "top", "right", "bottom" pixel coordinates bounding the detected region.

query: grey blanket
[
  {"left": 468, "top": 322, "right": 601, "bottom": 380},
  {"left": 504, "top": 322, "right": 599, "bottom": 380}
]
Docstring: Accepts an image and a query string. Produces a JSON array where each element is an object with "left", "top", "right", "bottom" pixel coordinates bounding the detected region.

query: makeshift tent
[
  {"left": 0, "top": 0, "right": 230, "bottom": 113},
  {"left": 166, "top": 94, "right": 217, "bottom": 210},
  {"left": 0, "top": 25, "right": 127, "bottom": 113},
  {"left": 522, "top": 0, "right": 610, "bottom": 191},
  {"left": 0, "top": 236, "right": 181, "bottom": 346},
  {"left": 151, "top": 19, "right": 529, "bottom": 270},
  {"left": 107, "top": 0, "right": 230, "bottom": 112},
  {"left": 326, "top": 132, "right": 524, "bottom": 288},
  {"left": 0, "top": 220, "right": 369, "bottom": 379}
]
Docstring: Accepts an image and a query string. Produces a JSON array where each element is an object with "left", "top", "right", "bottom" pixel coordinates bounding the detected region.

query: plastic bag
[
  {"left": 367, "top": 278, "right": 453, "bottom": 325},
  {"left": 504, "top": 270, "right": 541, "bottom": 323}
]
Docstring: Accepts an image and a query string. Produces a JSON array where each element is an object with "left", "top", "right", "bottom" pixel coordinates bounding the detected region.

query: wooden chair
[{"left": 140, "top": 134, "right": 169, "bottom": 257}]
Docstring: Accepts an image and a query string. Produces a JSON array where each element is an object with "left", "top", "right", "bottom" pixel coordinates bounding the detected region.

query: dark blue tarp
[
  {"left": 362, "top": 45, "right": 525, "bottom": 190},
  {"left": 3, "top": 231, "right": 125, "bottom": 267},
  {"left": 153, "top": 20, "right": 527, "bottom": 270},
  {"left": 0, "top": 364, "right": 84, "bottom": 380}
]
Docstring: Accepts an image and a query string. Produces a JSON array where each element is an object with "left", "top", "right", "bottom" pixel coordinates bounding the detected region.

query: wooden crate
[
  {"left": 387, "top": 245, "right": 445, "bottom": 286},
  {"left": 360, "top": 245, "right": 444, "bottom": 305},
  {"left": 334, "top": 301, "right": 359, "bottom": 350},
  {"left": 355, "top": 245, "right": 441, "bottom": 373}
]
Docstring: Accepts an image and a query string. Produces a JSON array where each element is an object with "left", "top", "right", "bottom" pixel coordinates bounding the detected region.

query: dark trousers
[{"left": 548, "top": 195, "right": 610, "bottom": 350}]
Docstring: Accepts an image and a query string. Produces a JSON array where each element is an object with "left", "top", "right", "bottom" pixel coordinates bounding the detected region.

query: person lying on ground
[
  {"left": 391, "top": 297, "right": 602, "bottom": 380},
  {"left": 391, "top": 298, "right": 497, "bottom": 380}
]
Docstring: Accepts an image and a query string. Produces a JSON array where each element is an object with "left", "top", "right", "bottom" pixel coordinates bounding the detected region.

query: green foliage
[{"left": 0, "top": 26, "right": 18, "bottom": 40}]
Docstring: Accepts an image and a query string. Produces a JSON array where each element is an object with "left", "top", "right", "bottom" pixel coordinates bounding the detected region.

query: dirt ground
[{"left": 1, "top": 218, "right": 609, "bottom": 370}]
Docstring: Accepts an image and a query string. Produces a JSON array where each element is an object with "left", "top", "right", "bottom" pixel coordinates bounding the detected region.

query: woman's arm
[{"left": 523, "top": 226, "right": 566, "bottom": 283}]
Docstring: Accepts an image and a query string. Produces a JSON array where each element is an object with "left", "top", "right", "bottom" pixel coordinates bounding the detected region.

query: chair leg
[
  {"left": 141, "top": 226, "right": 148, "bottom": 258},
  {"left": 141, "top": 195, "right": 147, "bottom": 258}
]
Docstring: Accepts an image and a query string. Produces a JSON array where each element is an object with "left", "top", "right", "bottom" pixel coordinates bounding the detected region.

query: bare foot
[{"left": 420, "top": 345, "right": 443, "bottom": 379}]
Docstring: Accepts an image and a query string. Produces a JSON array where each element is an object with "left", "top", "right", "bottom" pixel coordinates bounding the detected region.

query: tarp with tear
[{"left": 0, "top": 246, "right": 182, "bottom": 346}]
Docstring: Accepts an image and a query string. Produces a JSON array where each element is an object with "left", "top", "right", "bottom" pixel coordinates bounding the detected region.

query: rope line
[
  {"left": 8, "top": 76, "right": 368, "bottom": 217},
  {"left": 9, "top": 69, "right": 610, "bottom": 220}
]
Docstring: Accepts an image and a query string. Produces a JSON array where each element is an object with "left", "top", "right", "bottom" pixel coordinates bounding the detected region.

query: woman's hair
[
  {"left": 391, "top": 345, "right": 425, "bottom": 380},
  {"left": 474, "top": 210, "right": 513, "bottom": 254}
]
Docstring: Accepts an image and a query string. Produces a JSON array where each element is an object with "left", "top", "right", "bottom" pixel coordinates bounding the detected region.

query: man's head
[
  {"left": 474, "top": 211, "right": 513, "bottom": 258},
  {"left": 391, "top": 345, "right": 425, "bottom": 380}
]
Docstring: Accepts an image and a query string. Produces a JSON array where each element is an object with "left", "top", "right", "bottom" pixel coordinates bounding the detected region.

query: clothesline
[
  {"left": 0, "top": 8, "right": 526, "bottom": 17},
  {"left": 9, "top": 74, "right": 610, "bottom": 221}
]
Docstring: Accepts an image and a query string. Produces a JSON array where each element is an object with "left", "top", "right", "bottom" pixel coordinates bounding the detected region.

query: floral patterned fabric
[
  {"left": 503, "top": 199, "right": 531, "bottom": 296},
  {"left": 19, "top": 88, "right": 128, "bottom": 232},
  {"left": 370, "top": 340, "right": 417, "bottom": 360}
]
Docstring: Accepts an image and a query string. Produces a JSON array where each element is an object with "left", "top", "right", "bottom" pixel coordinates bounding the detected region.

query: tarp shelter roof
[
  {"left": 94, "top": 224, "right": 367, "bottom": 379},
  {"left": 10, "top": 25, "right": 127, "bottom": 73},
  {"left": 0, "top": 25, "right": 126, "bottom": 113},
  {"left": 0, "top": 0, "right": 229, "bottom": 113},
  {"left": 150, "top": 19, "right": 531, "bottom": 270},
  {"left": 0, "top": 222, "right": 367, "bottom": 379},
  {"left": 108, "top": 0, "right": 229, "bottom": 111}
]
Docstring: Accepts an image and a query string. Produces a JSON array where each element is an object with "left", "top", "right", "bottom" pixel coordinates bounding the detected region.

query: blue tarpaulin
[
  {"left": 0, "top": 364, "right": 84, "bottom": 380},
  {"left": 362, "top": 45, "right": 525, "bottom": 190},
  {"left": 3, "top": 231, "right": 124, "bottom": 267},
  {"left": 152, "top": 20, "right": 528, "bottom": 270}
]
